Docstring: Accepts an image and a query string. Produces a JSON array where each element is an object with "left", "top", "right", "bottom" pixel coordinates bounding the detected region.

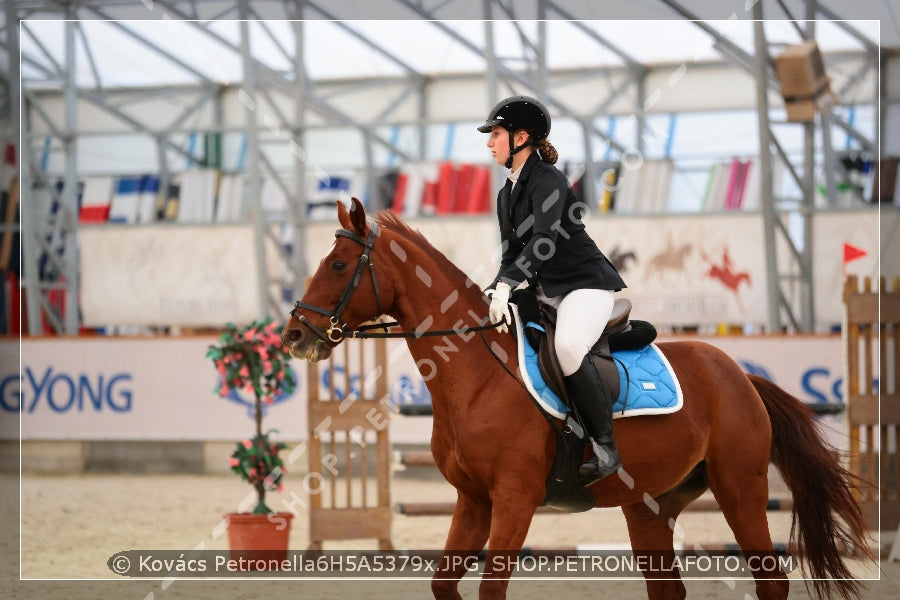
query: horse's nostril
[{"left": 285, "top": 328, "right": 302, "bottom": 344}]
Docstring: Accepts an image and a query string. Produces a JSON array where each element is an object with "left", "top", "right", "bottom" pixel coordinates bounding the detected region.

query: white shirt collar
[{"left": 508, "top": 162, "right": 525, "bottom": 189}]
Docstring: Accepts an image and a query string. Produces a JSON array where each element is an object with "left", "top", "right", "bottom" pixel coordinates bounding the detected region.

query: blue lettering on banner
[
  {"left": 738, "top": 359, "right": 877, "bottom": 406},
  {"left": 322, "top": 367, "right": 359, "bottom": 401},
  {"left": 392, "top": 374, "right": 431, "bottom": 407},
  {"left": 737, "top": 360, "right": 773, "bottom": 381},
  {"left": 1, "top": 367, "right": 134, "bottom": 413},
  {"left": 802, "top": 368, "right": 841, "bottom": 403}
]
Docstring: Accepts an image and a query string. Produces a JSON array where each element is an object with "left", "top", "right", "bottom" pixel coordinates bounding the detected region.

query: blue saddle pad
[{"left": 516, "top": 318, "right": 683, "bottom": 420}]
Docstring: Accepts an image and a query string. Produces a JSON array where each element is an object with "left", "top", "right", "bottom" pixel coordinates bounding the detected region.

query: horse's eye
[{"left": 331, "top": 261, "right": 347, "bottom": 272}]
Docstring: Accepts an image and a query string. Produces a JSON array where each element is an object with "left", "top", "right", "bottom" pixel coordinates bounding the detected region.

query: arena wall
[{"left": 4, "top": 334, "right": 848, "bottom": 473}]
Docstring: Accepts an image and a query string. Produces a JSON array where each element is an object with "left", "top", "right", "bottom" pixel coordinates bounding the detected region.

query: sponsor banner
[
  {"left": 76, "top": 211, "right": 883, "bottom": 329},
  {"left": 812, "top": 210, "right": 882, "bottom": 328},
  {"left": 8, "top": 337, "right": 305, "bottom": 441},
  {"left": 79, "top": 225, "right": 267, "bottom": 327},
  {"left": 308, "top": 214, "right": 771, "bottom": 326},
  {"left": 305, "top": 209, "right": 885, "bottom": 328},
  {"left": 584, "top": 214, "right": 768, "bottom": 325},
  {"left": 4, "top": 334, "right": 846, "bottom": 444}
]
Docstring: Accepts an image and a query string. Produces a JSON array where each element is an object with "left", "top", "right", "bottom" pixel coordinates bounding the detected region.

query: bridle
[
  {"left": 288, "top": 217, "right": 527, "bottom": 412},
  {"left": 289, "top": 219, "right": 504, "bottom": 346},
  {"left": 290, "top": 221, "right": 383, "bottom": 347}
]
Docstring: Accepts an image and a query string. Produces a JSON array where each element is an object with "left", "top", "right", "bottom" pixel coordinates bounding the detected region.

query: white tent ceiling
[{"left": 15, "top": 18, "right": 883, "bottom": 89}]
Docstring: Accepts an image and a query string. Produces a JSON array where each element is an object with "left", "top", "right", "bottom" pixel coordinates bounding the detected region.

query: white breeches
[{"left": 538, "top": 287, "right": 616, "bottom": 376}]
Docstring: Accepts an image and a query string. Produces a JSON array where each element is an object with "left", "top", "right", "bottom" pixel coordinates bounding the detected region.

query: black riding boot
[{"left": 565, "top": 355, "right": 622, "bottom": 486}]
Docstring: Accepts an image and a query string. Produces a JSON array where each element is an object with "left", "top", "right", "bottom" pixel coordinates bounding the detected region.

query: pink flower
[
  {"left": 263, "top": 360, "right": 272, "bottom": 372},
  {"left": 229, "top": 457, "right": 239, "bottom": 467},
  {"left": 263, "top": 395, "right": 273, "bottom": 404},
  {"left": 219, "top": 385, "right": 229, "bottom": 397},
  {"left": 239, "top": 365, "right": 249, "bottom": 377},
  {"left": 242, "top": 439, "right": 252, "bottom": 449},
  {"left": 277, "top": 483, "right": 284, "bottom": 493},
  {"left": 259, "top": 347, "right": 270, "bottom": 360}
]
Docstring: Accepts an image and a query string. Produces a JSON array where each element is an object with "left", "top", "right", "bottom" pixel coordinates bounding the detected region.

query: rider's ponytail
[{"left": 536, "top": 138, "right": 558, "bottom": 165}]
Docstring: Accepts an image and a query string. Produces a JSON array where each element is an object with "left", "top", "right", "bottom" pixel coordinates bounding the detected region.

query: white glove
[{"left": 488, "top": 281, "right": 512, "bottom": 333}]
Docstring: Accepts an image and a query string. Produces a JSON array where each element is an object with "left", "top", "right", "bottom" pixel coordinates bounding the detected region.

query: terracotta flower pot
[{"left": 225, "top": 512, "right": 293, "bottom": 569}]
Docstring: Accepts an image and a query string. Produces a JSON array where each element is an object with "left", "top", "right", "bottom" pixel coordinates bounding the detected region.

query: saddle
[
  {"left": 510, "top": 289, "right": 657, "bottom": 513},
  {"left": 514, "top": 290, "right": 657, "bottom": 409}
]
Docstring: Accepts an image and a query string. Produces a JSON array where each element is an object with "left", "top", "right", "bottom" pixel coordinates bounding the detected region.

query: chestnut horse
[{"left": 282, "top": 198, "right": 871, "bottom": 600}]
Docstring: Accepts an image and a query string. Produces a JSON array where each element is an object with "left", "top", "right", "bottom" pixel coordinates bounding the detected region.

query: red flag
[{"left": 843, "top": 242, "right": 868, "bottom": 264}]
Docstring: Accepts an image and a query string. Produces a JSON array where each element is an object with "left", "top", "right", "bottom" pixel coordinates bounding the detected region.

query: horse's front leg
[
  {"left": 431, "top": 492, "right": 491, "bottom": 600},
  {"left": 478, "top": 490, "right": 542, "bottom": 600}
]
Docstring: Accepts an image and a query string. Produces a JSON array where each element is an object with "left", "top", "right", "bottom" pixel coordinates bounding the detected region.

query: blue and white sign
[{"left": 3, "top": 334, "right": 849, "bottom": 444}]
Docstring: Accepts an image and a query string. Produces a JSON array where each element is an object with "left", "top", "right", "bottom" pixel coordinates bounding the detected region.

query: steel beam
[
  {"left": 61, "top": 18, "right": 79, "bottom": 334},
  {"left": 800, "top": 7, "right": 816, "bottom": 332},
  {"left": 396, "top": 0, "right": 625, "bottom": 154},
  {"left": 4, "top": 0, "right": 19, "bottom": 162},
  {"left": 75, "top": 21, "right": 103, "bottom": 90},
  {"left": 238, "top": 2, "right": 270, "bottom": 319},
  {"left": 307, "top": 2, "right": 426, "bottom": 81},
  {"left": 82, "top": 9, "right": 219, "bottom": 85},
  {"left": 291, "top": 11, "right": 310, "bottom": 298},
  {"left": 545, "top": 1, "right": 645, "bottom": 73},
  {"left": 152, "top": 0, "right": 412, "bottom": 160},
  {"left": 753, "top": 11, "right": 786, "bottom": 333},
  {"left": 814, "top": 3, "right": 880, "bottom": 57},
  {"left": 536, "top": 1, "right": 548, "bottom": 102},
  {"left": 482, "top": 7, "right": 505, "bottom": 194}
]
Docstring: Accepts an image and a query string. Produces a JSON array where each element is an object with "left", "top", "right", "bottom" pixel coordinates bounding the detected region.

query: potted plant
[{"left": 206, "top": 318, "right": 297, "bottom": 565}]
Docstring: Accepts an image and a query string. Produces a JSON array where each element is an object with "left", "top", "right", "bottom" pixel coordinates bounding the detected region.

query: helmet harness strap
[{"left": 505, "top": 129, "right": 532, "bottom": 169}]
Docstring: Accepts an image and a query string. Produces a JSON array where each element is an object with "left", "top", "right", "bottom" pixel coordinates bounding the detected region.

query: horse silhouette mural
[
  {"left": 703, "top": 246, "right": 752, "bottom": 314},
  {"left": 642, "top": 238, "right": 693, "bottom": 284}
]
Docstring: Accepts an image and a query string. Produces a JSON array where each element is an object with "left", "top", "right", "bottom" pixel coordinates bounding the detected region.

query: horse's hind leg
[
  {"left": 706, "top": 437, "right": 789, "bottom": 599},
  {"left": 432, "top": 493, "right": 491, "bottom": 600},
  {"left": 622, "top": 464, "right": 709, "bottom": 600}
]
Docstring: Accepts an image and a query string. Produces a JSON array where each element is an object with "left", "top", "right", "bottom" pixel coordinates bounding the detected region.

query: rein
[{"left": 339, "top": 318, "right": 503, "bottom": 340}]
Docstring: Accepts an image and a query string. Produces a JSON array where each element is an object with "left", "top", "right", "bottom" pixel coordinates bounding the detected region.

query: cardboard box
[
  {"left": 774, "top": 41, "right": 828, "bottom": 98},
  {"left": 784, "top": 83, "right": 836, "bottom": 122}
]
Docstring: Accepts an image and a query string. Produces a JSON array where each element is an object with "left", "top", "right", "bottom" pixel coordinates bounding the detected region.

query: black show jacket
[{"left": 491, "top": 152, "right": 626, "bottom": 298}]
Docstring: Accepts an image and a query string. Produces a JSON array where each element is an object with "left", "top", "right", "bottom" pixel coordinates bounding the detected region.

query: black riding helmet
[{"left": 477, "top": 95, "right": 551, "bottom": 168}]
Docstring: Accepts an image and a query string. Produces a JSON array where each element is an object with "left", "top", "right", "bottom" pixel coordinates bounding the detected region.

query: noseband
[{"left": 290, "top": 221, "right": 383, "bottom": 346}]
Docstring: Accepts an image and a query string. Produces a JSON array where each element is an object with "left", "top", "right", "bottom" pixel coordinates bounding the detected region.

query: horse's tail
[{"left": 749, "top": 374, "right": 874, "bottom": 600}]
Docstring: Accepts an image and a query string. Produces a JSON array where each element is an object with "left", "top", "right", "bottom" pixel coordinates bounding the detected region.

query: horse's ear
[
  {"left": 336, "top": 198, "right": 369, "bottom": 235},
  {"left": 336, "top": 200, "right": 352, "bottom": 230},
  {"left": 347, "top": 197, "right": 369, "bottom": 236}
]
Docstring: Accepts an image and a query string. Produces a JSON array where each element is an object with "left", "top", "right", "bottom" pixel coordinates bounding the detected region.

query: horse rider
[{"left": 479, "top": 95, "right": 627, "bottom": 485}]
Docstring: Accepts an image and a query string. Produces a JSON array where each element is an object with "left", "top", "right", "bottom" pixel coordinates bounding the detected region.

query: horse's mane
[{"left": 374, "top": 210, "right": 483, "bottom": 295}]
